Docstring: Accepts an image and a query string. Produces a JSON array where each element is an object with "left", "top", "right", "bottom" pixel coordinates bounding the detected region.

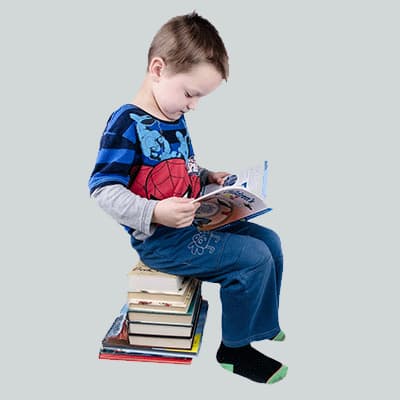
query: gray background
[{"left": 1, "top": 0, "right": 399, "bottom": 398}]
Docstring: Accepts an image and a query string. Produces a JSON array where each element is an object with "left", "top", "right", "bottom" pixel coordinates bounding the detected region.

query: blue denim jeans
[{"left": 130, "top": 220, "right": 283, "bottom": 347}]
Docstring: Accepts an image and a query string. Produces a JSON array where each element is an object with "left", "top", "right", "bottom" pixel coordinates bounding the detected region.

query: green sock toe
[
  {"left": 272, "top": 330, "right": 286, "bottom": 341},
  {"left": 220, "top": 363, "right": 234, "bottom": 372},
  {"left": 267, "top": 365, "right": 288, "bottom": 384}
]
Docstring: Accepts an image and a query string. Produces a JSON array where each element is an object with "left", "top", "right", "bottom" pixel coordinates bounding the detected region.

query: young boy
[{"left": 88, "top": 12, "right": 287, "bottom": 384}]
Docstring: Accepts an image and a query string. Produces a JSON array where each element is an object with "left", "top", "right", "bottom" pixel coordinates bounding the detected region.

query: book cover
[
  {"left": 127, "top": 277, "right": 198, "bottom": 307},
  {"left": 128, "top": 260, "right": 186, "bottom": 294},
  {"left": 192, "top": 161, "right": 272, "bottom": 231}
]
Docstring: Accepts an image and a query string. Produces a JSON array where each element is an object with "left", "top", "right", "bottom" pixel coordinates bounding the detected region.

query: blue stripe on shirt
[
  {"left": 95, "top": 148, "right": 136, "bottom": 165},
  {"left": 88, "top": 173, "right": 129, "bottom": 194}
]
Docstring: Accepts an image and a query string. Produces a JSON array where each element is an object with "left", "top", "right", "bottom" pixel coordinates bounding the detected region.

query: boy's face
[{"left": 151, "top": 61, "right": 223, "bottom": 121}]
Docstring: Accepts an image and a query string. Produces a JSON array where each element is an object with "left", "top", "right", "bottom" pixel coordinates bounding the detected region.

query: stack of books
[{"left": 99, "top": 261, "right": 208, "bottom": 364}]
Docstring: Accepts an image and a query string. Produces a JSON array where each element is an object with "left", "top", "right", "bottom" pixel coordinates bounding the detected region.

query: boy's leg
[
  {"left": 219, "top": 220, "right": 284, "bottom": 304},
  {"left": 132, "top": 224, "right": 281, "bottom": 345},
  {"left": 131, "top": 224, "right": 287, "bottom": 383},
  {"left": 215, "top": 222, "right": 287, "bottom": 381}
]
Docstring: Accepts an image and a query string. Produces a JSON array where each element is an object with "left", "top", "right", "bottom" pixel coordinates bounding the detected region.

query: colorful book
[
  {"left": 98, "top": 350, "right": 192, "bottom": 364},
  {"left": 192, "top": 160, "right": 272, "bottom": 231},
  {"left": 100, "top": 299, "right": 208, "bottom": 359}
]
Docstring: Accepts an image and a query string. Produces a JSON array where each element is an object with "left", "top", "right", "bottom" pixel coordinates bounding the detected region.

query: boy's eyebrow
[{"left": 187, "top": 88, "right": 203, "bottom": 96}]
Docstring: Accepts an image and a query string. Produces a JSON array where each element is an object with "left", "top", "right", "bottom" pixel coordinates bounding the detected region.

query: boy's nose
[{"left": 188, "top": 99, "right": 199, "bottom": 110}]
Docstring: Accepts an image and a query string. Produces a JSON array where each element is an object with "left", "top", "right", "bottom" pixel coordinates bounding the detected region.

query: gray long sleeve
[
  {"left": 91, "top": 168, "right": 209, "bottom": 240},
  {"left": 91, "top": 184, "right": 158, "bottom": 240}
]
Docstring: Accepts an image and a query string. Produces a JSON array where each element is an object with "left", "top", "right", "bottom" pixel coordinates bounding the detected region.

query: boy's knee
[
  {"left": 263, "top": 227, "right": 282, "bottom": 249},
  {"left": 221, "top": 238, "right": 275, "bottom": 296},
  {"left": 238, "top": 237, "right": 273, "bottom": 269},
  {"left": 258, "top": 227, "right": 283, "bottom": 261},
  {"left": 235, "top": 241, "right": 275, "bottom": 296}
]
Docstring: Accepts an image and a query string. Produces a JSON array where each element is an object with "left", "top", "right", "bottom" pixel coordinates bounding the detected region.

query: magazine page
[
  {"left": 192, "top": 161, "right": 271, "bottom": 231},
  {"left": 193, "top": 188, "right": 271, "bottom": 231},
  {"left": 199, "top": 160, "right": 268, "bottom": 199},
  {"left": 235, "top": 160, "right": 268, "bottom": 199}
]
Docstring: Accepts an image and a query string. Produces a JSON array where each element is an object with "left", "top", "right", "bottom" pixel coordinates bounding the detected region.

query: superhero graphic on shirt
[{"left": 128, "top": 113, "right": 201, "bottom": 200}]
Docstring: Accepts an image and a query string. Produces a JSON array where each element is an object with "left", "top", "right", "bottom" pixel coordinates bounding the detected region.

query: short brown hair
[{"left": 148, "top": 11, "right": 229, "bottom": 80}]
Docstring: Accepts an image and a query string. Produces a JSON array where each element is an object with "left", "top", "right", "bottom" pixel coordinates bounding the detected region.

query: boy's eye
[{"left": 185, "top": 91, "right": 193, "bottom": 98}]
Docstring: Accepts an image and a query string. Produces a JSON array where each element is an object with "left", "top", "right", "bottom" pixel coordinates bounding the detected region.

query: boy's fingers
[
  {"left": 174, "top": 198, "right": 200, "bottom": 209},
  {"left": 173, "top": 197, "right": 193, "bottom": 202}
]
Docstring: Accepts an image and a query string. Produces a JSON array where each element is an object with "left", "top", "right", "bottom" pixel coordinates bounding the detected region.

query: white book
[
  {"left": 128, "top": 261, "right": 186, "bottom": 294},
  {"left": 128, "top": 278, "right": 198, "bottom": 306}
]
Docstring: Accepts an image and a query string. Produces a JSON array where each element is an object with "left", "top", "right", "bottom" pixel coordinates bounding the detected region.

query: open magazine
[{"left": 192, "top": 161, "right": 272, "bottom": 231}]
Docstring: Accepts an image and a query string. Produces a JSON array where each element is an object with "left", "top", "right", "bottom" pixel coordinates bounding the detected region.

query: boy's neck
[{"left": 132, "top": 75, "right": 168, "bottom": 121}]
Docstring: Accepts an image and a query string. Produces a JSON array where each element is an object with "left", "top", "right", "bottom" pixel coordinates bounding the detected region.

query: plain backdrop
[{"left": 1, "top": 0, "right": 399, "bottom": 398}]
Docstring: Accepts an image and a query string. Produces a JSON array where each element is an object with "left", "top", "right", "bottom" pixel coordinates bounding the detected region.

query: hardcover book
[
  {"left": 192, "top": 161, "right": 272, "bottom": 231},
  {"left": 128, "top": 322, "right": 193, "bottom": 337}
]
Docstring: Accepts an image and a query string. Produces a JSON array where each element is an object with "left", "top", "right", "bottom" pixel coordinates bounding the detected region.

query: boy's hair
[{"left": 148, "top": 11, "right": 229, "bottom": 80}]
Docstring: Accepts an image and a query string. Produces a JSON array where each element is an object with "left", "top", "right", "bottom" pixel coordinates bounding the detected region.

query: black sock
[{"left": 216, "top": 342, "right": 288, "bottom": 384}]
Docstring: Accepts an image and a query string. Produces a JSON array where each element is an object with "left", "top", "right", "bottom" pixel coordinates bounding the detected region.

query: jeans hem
[{"left": 222, "top": 326, "right": 281, "bottom": 347}]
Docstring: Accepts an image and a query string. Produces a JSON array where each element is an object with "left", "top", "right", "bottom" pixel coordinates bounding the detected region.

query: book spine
[{"left": 245, "top": 207, "right": 272, "bottom": 220}]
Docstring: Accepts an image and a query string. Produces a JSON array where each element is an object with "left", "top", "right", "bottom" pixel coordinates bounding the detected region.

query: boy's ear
[{"left": 148, "top": 57, "right": 166, "bottom": 82}]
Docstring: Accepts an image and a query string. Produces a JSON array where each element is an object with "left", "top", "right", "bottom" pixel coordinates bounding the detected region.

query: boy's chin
[{"left": 166, "top": 110, "right": 184, "bottom": 120}]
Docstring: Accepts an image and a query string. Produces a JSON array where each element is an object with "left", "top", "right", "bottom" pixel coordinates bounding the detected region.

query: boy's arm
[
  {"left": 91, "top": 184, "right": 158, "bottom": 235},
  {"left": 92, "top": 184, "right": 200, "bottom": 232}
]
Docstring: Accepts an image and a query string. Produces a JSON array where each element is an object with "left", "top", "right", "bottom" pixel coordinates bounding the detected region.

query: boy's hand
[
  {"left": 207, "top": 171, "right": 231, "bottom": 185},
  {"left": 152, "top": 197, "right": 201, "bottom": 228}
]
